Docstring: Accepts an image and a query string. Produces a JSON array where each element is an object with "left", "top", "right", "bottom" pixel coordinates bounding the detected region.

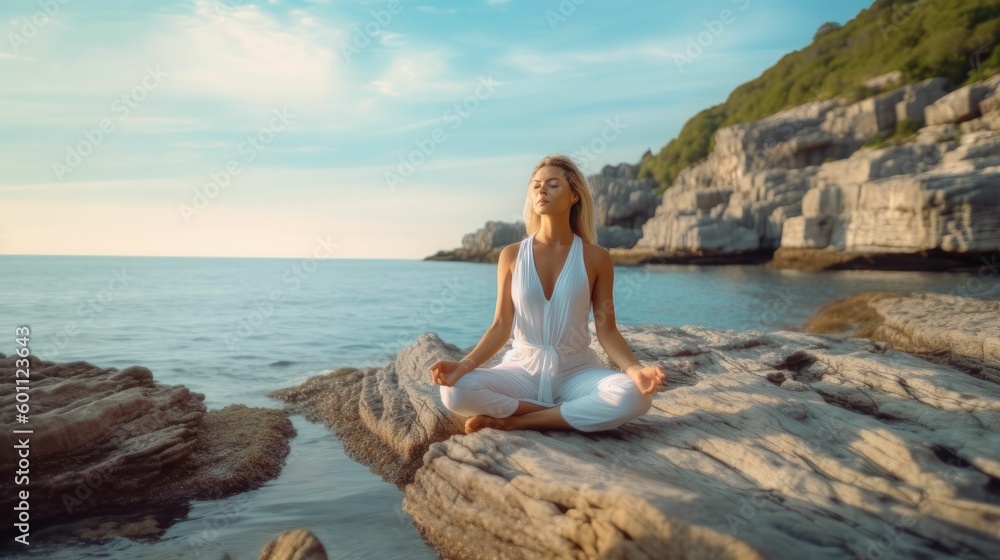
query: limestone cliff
[
  {"left": 634, "top": 75, "right": 1000, "bottom": 270},
  {"left": 430, "top": 75, "right": 1000, "bottom": 269}
]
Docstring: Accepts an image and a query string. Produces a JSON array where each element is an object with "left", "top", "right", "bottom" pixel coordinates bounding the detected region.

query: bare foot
[{"left": 464, "top": 414, "right": 509, "bottom": 434}]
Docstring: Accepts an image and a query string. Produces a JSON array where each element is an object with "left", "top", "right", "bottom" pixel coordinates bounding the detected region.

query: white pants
[{"left": 439, "top": 360, "right": 654, "bottom": 432}]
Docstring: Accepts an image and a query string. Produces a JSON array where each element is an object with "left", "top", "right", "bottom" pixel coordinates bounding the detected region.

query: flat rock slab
[
  {"left": 273, "top": 299, "right": 1000, "bottom": 560},
  {"left": 805, "top": 291, "right": 1000, "bottom": 386},
  {"left": 865, "top": 291, "right": 1000, "bottom": 364},
  {"left": 0, "top": 354, "right": 295, "bottom": 537}
]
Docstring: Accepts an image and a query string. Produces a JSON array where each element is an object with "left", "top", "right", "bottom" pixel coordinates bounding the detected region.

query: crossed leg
[
  {"left": 438, "top": 364, "right": 571, "bottom": 433},
  {"left": 439, "top": 363, "right": 653, "bottom": 433}
]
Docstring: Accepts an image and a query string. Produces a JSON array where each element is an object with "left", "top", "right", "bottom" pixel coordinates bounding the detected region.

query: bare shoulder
[
  {"left": 498, "top": 242, "right": 520, "bottom": 271},
  {"left": 500, "top": 242, "right": 520, "bottom": 260},
  {"left": 582, "top": 241, "right": 612, "bottom": 269}
]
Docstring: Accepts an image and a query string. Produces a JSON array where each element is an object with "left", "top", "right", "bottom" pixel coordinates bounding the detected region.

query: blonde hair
[{"left": 522, "top": 154, "right": 597, "bottom": 245}]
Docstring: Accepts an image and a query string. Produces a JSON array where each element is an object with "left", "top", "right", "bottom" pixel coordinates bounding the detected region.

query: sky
[{"left": 0, "top": 0, "right": 876, "bottom": 259}]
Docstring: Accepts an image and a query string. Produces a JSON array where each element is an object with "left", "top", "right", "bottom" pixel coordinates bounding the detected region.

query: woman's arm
[
  {"left": 454, "top": 243, "right": 517, "bottom": 373},
  {"left": 591, "top": 246, "right": 641, "bottom": 371},
  {"left": 591, "top": 247, "right": 667, "bottom": 394}
]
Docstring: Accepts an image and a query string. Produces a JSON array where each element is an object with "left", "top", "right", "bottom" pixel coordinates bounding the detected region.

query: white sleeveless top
[{"left": 501, "top": 231, "right": 601, "bottom": 404}]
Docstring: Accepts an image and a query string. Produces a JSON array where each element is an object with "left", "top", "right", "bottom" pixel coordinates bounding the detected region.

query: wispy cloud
[
  {"left": 368, "top": 48, "right": 464, "bottom": 97},
  {"left": 152, "top": 0, "right": 342, "bottom": 106},
  {"left": 378, "top": 31, "right": 407, "bottom": 47}
]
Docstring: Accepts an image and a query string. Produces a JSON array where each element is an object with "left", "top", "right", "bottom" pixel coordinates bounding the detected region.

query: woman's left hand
[{"left": 627, "top": 364, "right": 667, "bottom": 395}]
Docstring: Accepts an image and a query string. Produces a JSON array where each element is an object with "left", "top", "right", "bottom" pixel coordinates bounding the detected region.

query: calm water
[{"left": 1, "top": 255, "right": 998, "bottom": 559}]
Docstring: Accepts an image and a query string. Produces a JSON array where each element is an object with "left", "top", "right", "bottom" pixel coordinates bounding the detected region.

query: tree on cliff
[{"left": 813, "top": 21, "right": 842, "bottom": 41}]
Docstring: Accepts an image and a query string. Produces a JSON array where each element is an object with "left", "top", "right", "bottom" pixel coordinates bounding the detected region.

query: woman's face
[{"left": 530, "top": 166, "right": 578, "bottom": 215}]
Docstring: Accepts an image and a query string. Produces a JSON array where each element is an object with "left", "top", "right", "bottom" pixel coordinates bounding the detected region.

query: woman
[{"left": 429, "top": 154, "right": 667, "bottom": 434}]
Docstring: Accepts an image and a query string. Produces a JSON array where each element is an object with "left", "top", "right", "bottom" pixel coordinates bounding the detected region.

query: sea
[{"left": 1, "top": 254, "right": 998, "bottom": 559}]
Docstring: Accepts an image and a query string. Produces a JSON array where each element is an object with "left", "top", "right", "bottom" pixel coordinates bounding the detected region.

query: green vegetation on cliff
[{"left": 639, "top": 0, "right": 1000, "bottom": 192}]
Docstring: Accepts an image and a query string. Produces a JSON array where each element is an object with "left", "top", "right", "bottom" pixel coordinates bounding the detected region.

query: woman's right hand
[{"left": 429, "top": 359, "right": 472, "bottom": 387}]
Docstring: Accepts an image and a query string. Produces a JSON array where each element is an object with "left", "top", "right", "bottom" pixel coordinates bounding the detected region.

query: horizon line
[{"left": 0, "top": 253, "right": 435, "bottom": 261}]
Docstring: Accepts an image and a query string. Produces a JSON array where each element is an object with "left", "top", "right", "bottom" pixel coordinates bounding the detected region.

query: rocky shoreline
[
  {"left": 767, "top": 247, "right": 999, "bottom": 272},
  {"left": 428, "top": 242, "right": 997, "bottom": 271},
  {"left": 608, "top": 247, "right": 774, "bottom": 266},
  {"left": 428, "top": 245, "right": 777, "bottom": 266},
  {"left": 271, "top": 291, "right": 1000, "bottom": 560},
  {"left": 425, "top": 246, "right": 506, "bottom": 264},
  {"left": 4, "top": 291, "right": 998, "bottom": 559}
]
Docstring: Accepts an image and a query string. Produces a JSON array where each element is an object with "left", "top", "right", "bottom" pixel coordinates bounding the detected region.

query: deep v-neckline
[{"left": 530, "top": 233, "right": 575, "bottom": 303}]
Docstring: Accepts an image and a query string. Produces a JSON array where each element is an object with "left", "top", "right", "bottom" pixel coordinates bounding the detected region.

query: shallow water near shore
[{"left": 1, "top": 254, "right": 998, "bottom": 559}]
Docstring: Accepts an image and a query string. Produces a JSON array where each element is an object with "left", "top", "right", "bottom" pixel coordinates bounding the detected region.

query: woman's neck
[{"left": 535, "top": 219, "right": 574, "bottom": 245}]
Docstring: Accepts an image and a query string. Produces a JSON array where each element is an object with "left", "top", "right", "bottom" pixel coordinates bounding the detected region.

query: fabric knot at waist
[{"left": 511, "top": 338, "right": 590, "bottom": 403}]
